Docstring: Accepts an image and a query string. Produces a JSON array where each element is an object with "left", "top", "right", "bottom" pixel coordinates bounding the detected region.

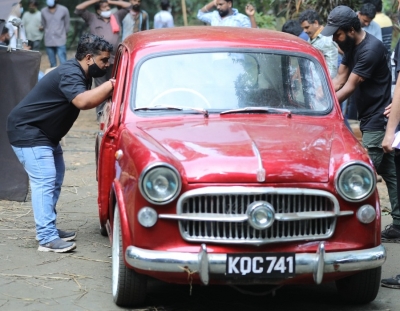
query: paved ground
[{"left": 0, "top": 52, "right": 399, "bottom": 311}]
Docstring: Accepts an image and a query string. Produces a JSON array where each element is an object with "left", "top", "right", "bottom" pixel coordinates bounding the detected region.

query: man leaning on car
[{"left": 6, "top": 34, "right": 115, "bottom": 253}]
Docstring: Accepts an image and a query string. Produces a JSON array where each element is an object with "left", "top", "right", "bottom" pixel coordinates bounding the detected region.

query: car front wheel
[
  {"left": 335, "top": 267, "right": 381, "bottom": 304},
  {"left": 112, "top": 204, "right": 147, "bottom": 307}
]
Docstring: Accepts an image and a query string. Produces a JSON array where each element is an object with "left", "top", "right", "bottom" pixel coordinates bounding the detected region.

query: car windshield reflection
[{"left": 133, "top": 52, "right": 331, "bottom": 114}]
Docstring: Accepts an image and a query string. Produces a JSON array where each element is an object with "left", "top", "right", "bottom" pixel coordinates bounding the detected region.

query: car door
[{"left": 97, "top": 47, "right": 129, "bottom": 227}]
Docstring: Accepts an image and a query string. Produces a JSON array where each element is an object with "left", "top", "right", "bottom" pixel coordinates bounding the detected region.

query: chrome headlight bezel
[
  {"left": 335, "top": 161, "right": 376, "bottom": 202},
  {"left": 139, "top": 163, "right": 182, "bottom": 205}
]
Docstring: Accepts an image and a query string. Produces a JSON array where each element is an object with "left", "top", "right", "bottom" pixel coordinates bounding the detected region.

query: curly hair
[{"left": 75, "top": 34, "right": 113, "bottom": 61}]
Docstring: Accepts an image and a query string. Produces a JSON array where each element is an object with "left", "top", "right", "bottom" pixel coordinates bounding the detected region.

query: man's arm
[
  {"left": 108, "top": 0, "right": 131, "bottom": 9},
  {"left": 41, "top": 10, "right": 46, "bottom": 29},
  {"left": 200, "top": 0, "right": 216, "bottom": 13},
  {"left": 331, "top": 63, "right": 350, "bottom": 91},
  {"left": 197, "top": 1, "right": 214, "bottom": 24},
  {"left": 76, "top": 0, "right": 99, "bottom": 11},
  {"left": 382, "top": 76, "right": 400, "bottom": 152},
  {"left": 335, "top": 72, "right": 364, "bottom": 103},
  {"left": 245, "top": 4, "right": 257, "bottom": 28},
  {"left": 72, "top": 80, "right": 114, "bottom": 110},
  {"left": 64, "top": 7, "right": 70, "bottom": 35}
]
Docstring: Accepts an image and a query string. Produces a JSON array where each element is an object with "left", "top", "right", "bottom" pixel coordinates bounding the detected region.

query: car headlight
[
  {"left": 139, "top": 163, "right": 181, "bottom": 205},
  {"left": 335, "top": 162, "right": 376, "bottom": 202}
]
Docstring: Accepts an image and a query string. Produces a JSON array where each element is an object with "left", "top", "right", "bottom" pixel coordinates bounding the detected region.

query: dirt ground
[{"left": 0, "top": 51, "right": 397, "bottom": 311}]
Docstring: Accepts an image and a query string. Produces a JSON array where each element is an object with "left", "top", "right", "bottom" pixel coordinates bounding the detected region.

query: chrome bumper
[{"left": 125, "top": 242, "right": 386, "bottom": 285}]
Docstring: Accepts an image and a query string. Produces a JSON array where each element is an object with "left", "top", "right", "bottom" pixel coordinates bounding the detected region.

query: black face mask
[
  {"left": 132, "top": 4, "right": 140, "bottom": 10},
  {"left": 88, "top": 59, "right": 107, "bottom": 78}
]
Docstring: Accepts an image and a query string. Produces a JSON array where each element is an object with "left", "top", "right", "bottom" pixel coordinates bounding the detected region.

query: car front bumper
[{"left": 125, "top": 242, "right": 386, "bottom": 285}]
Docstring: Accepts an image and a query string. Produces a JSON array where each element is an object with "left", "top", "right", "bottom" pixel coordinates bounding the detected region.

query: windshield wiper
[
  {"left": 134, "top": 106, "right": 183, "bottom": 111},
  {"left": 134, "top": 105, "right": 209, "bottom": 118},
  {"left": 220, "top": 107, "right": 291, "bottom": 117}
]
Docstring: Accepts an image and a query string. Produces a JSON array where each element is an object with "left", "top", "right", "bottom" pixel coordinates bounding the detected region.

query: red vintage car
[{"left": 96, "top": 26, "right": 386, "bottom": 307}]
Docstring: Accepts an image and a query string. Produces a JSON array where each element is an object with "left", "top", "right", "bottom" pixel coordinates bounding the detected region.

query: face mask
[
  {"left": 29, "top": 8, "right": 36, "bottom": 13},
  {"left": 100, "top": 10, "right": 112, "bottom": 18},
  {"left": 132, "top": 4, "right": 140, "bottom": 10},
  {"left": 88, "top": 58, "right": 107, "bottom": 78},
  {"left": 46, "top": 0, "right": 55, "bottom": 7},
  {"left": 20, "top": 7, "right": 24, "bottom": 14}
]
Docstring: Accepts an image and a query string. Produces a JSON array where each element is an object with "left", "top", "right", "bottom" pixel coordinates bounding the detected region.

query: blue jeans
[
  {"left": 45, "top": 45, "right": 67, "bottom": 68},
  {"left": 11, "top": 144, "right": 65, "bottom": 244}
]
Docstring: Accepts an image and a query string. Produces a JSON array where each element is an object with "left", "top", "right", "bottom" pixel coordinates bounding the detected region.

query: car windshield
[{"left": 133, "top": 51, "right": 332, "bottom": 114}]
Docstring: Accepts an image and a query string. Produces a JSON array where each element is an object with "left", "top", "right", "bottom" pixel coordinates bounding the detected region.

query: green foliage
[{"left": 255, "top": 11, "right": 276, "bottom": 29}]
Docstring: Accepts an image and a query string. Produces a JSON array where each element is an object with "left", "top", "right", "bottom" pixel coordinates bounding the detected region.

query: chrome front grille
[{"left": 160, "top": 187, "right": 347, "bottom": 245}]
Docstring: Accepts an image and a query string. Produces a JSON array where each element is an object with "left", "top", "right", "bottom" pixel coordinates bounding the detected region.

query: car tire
[
  {"left": 335, "top": 267, "right": 381, "bottom": 304},
  {"left": 112, "top": 205, "right": 147, "bottom": 307},
  {"left": 100, "top": 223, "right": 108, "bottom": 237}
]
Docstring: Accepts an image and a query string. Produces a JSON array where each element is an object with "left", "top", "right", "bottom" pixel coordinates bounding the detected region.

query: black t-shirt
[
  {"left": 342, "top": 32, "right": 391, "bottom": 132},
  {"left": 7, "top": 59, "right": 91, "bottom": 147}
]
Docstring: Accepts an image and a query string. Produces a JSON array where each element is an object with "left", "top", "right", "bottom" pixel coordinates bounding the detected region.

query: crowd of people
[
  {"left": 2, "top": 0, "right": 174, "bottom": 66},
  {"left": 2, "top": 0, "right": 400, "bottom": 293}
]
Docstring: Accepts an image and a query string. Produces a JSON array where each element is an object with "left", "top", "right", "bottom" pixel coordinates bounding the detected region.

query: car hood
[{"left": 137, "top": 118, "right": 333, "bottom": 183}]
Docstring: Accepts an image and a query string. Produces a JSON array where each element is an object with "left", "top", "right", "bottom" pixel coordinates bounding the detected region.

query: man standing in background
[
  {"left": 22, "top": 0, "right": 43, "bottom": 51},
  {"left": 154, "top": 0, "right": 174, "bottom": 29},
  {"left": 299, "top": 9, "right": 338, "bottom": 78},
  {"left": 197, "top": 0, "right": 257, "bottom": 28},
  {"left": 364, "top": 0, "right": 392, "bottom": 57},
  {"left": 358, "top": 3, "right": 382, "bottom": 41},
  {"left": 41, "top": 0, "right": 70, "bottom": 67},
  {"left": 121, "top": 0, "right": 149, "bottom": 40}
]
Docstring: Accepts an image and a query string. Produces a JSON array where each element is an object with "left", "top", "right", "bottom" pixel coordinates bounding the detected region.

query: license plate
[{"left": 226, "top": 253, "right": 295, "bottom": 278}]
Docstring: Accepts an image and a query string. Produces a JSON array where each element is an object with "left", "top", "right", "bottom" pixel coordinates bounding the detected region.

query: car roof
[{"left": 121, "top": 26, "right": 319, "bottom": 58}]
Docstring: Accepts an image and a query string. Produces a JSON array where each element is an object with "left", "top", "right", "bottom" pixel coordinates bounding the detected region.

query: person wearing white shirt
[
  {"left": 7, "top": 1, "right": 28, "bottom": 49},
  {"left": 154, "top": 0, "right": 174, "bottom": 28}
]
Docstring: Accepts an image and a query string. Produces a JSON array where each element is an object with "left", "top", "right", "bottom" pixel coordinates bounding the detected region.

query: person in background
[
  {"left": 299, "top": 9, "right": 338, "bottom": 79},
  {"left": 358, "top": 3, "right": 382, "bottom": 41},
  {"left": 0, "top": 24, "right": 11, "bottom": 46},
  {"left": 154, "top": 0, "right": 174, "bottom": 29},
  {"left": 41, "top": 0, "right": 70, "bottom": 68},
  {"left": 6, "top": 34, "right": 115, "bottom": 253},
  {"left": 22, "top": 0, "right": 43, "bottom": 51},
  {"left": 7, "top": 1, "right": 28, "bottom": 49},
  {"left": 321, "top": 6, "right": 399, "bottom": 242},
  {"left": 282, "top": 19, "right": 309, "bottom": 41},
  {"left": 121, "top": 0, "right": 149, "bottom": 40},
  {"left": 363, "top": 0, "right": 392, "bottom": 57},
  {"left": 75, "top": 0, "right": 131, "bottom": 120},
  {"left": 197, "top": 0, "right": 257, "bottom": 28}
]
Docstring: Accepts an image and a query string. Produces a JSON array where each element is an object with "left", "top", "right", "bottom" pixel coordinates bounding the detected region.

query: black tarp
[{"left": 0, "top": 47, "right": 41, "bottom": 201}]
